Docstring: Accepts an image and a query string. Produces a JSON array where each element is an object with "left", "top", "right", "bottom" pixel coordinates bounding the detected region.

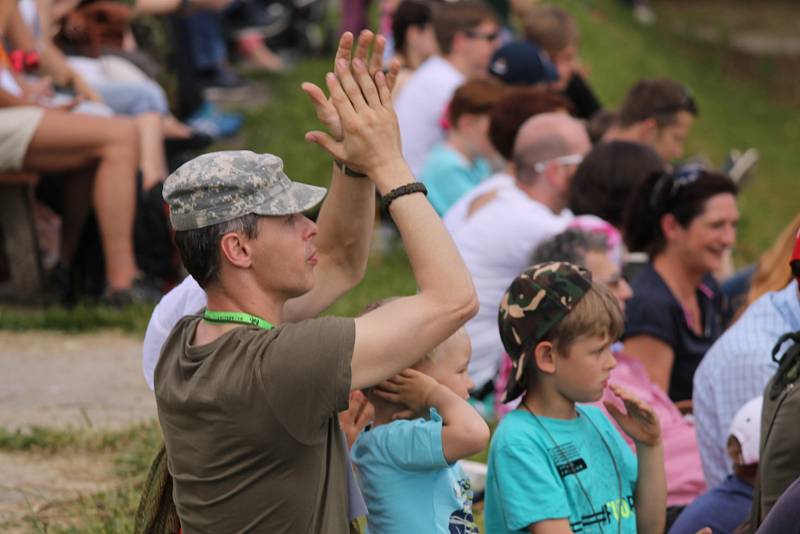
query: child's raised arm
[
  {"left": 374, "top": 369, "right": 490, "bottom": 463},
  {"left": 604, "top": 384, "right": 666, "bottom": 534}
]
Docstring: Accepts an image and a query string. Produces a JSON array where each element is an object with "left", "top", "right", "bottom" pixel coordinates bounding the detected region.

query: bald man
[{"left": 451, "top": 112, "right": 592, "bottom": 396}]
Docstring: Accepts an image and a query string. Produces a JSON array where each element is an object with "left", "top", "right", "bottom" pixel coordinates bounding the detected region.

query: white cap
[{"left": 728, "top": 396, "right": 763, "bottom": 466}]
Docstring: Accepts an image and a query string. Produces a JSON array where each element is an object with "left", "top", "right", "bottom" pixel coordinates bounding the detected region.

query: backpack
[{"left": 749, "top": 331, "right": 800, "bottom": 531}]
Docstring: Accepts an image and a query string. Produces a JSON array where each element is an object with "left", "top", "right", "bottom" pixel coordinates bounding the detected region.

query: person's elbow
[
  {"left": 453, "top": 284, "right": 479, "bottom": 324},
  {"left": 447, "top": 417, "right": 490, "bottom": 460}
]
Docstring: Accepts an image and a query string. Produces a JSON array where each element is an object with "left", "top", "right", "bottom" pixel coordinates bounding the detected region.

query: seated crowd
[{"left": 7, "top": 0, "right": 798, "bottom": 532}]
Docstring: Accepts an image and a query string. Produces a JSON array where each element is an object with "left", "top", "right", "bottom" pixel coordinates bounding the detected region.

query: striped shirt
[{"left": 693, "top": 280, "right": 800, "bottom": 486}]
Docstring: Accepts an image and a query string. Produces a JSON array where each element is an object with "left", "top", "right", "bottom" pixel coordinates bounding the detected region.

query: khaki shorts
[{"left": 0, "top": 106, "right": 45, "bottom": 172}]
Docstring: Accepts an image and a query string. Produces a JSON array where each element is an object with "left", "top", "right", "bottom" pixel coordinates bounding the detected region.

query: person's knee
[{"left": 104, "top": 117, "right": 140, "bottom": 163}]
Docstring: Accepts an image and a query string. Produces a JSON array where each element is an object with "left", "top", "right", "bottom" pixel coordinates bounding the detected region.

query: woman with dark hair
[
  {"left": 569, "top": 140, "right": 665, "bottom": 229},
  {"left": 621, "top": 167, "right": 739, "bottom": 406},
  {"left": 390, "top": 0, "right": 439, "bottom": 95}
]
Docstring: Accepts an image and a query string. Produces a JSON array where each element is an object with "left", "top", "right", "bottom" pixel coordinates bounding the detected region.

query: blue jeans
[{"left": 184, "top": 10, "right": 227, "bottom": 71}]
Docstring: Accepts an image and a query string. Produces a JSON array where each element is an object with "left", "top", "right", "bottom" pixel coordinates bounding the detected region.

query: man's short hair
[
  {"left": 616, "top": 78, "right": 699, "bottom": 129},
  {"left": 449, "top": 78, "right": 505, "bottom": 125},
  {"left": 532, "top": 228, "right": 609, "bottom": 268},
  {"left": 513, "top": 135, "right": 571, "bottom": 185},
  {"left": 489, "top": 87, "right": 572, "bottom": 160},
  {"left": 522, "top": 5, "right": 579, "bottom": 54},
  {"left": 432, "top": 0, "right": 497, "bottom": 55},
  {"left": 174, "top": 214, "right": 261, "bottom": 289},
  {"left": 392, "top": 0, "right": 434, "bottom": 55}
]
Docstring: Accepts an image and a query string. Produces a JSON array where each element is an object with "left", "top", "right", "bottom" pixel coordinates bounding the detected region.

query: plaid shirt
[{"left": 693, "top": 280, "right": 800, "bottom": 487}]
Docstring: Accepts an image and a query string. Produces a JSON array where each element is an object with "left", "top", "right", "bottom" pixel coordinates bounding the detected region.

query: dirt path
[
  {"left": 0, "top": 331, "right": 155, "bottom": 431},
  {"left": 0, "top": 330, "right": 154, "bottom": 526}
]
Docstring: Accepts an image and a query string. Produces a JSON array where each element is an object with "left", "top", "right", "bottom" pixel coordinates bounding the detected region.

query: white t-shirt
[
  {"left": 395, "top": 56, "right": 464, "bottom": 177},
  {"left": 451, "top": 184, "right": 573, "bottom": 389},
  {"left": 142, "top": 275, "right": 206, "bottom": 390},
  {"left": 444, "top": 172, "right": 514, "bottom": 234}
]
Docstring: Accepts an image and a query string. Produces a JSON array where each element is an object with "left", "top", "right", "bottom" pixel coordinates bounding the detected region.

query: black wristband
[
  {"left": 381, "top": 182, "right": 428, "bottom": 211},
  {"left": 334, "top": 160, "right": 368, "bottom": 178}
]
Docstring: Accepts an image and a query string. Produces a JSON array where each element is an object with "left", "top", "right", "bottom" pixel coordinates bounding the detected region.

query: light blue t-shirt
[
  {"left": 419, "top": 143, "right": 491, "bottom": 217},
  {"left": 351, "top": 408, "right": 478, "bottom": 534},
  {"left": 485, "top": 406, "right": 638, "bottom": 534}
]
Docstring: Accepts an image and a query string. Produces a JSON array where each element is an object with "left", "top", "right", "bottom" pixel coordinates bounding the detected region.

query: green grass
[{"left": 1, "top": 422, "right": 162, "bottom": 533}]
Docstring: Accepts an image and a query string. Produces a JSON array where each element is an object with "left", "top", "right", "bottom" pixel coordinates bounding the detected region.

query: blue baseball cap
[{"left": 488, "top": 41, "right": 558, "bottom": 86}]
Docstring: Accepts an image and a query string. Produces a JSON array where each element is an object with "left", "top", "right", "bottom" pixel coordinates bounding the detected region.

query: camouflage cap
[
  {"left": 498, "top": 262, "right": 592, "bottom": 402},
  {"left": 163, "top": 150, "right": 327, "bottom": 231}
]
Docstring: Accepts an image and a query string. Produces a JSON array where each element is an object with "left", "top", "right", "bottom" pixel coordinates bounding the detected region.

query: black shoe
[
  {"left": 100, "top": 276, "right": 163, "bottom": 307},
  {"left": 198, "top": 67, "right": 247, "bottom": 90},
  {"left": 164, "top": 131, "right": 214, "bottom": 154}
]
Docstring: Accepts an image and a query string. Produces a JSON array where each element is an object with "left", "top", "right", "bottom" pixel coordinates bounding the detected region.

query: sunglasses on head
[
  {"left": 651, "top": 85, "right": 698, "bottom": 116},
  {"left": 532, "top": 153, "right": 584, "bottom": 174},
  {"left": 649, "top": 163, "right": 705, "bottom": 209}
]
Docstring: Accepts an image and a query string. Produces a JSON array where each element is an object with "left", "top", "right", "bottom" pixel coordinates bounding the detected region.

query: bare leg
[
  {"left": 23, "top": 110, "right": 140, "bottom": 290},
  {"left": 134, "top": 112, "right": 169, "bottom": 190},
  {"left": 162, "top": 114, "right": 192, "bottom": 139}
]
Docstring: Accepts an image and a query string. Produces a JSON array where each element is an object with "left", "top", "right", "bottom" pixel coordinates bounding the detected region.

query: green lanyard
[{"left": 203, "top": 309, "right": 274, "bottom": 330}]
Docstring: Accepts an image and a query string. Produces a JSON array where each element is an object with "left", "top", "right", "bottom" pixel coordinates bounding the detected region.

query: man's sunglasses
[{"left": 464, "top": 29, "right": 501, "bottom": 42}]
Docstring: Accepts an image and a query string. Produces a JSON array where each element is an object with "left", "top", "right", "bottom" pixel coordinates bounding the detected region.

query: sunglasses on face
[{"left": 464, "top": 29, "right": 500, "bottom": 42}]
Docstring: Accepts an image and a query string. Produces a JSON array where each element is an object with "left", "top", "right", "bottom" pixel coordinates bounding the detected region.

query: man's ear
[
  {"left": 219, "top": 232, "right": 253, "bottom": 269},
  {"left": 638, "top": 118, "right": 658, "bottom": 144},
  {"left": 450, "top": 32, "right": 467, "bottom": 55},
  {"left": 533, "top": 340, "right": 556, "bottom": 375}
]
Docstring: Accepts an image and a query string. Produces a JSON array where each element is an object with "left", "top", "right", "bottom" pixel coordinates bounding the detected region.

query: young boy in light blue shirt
[
  {"left": 351, "top": 326, "right": 490, "bottom": 534},
  {"left": 485, "top": 262, "right": 666, "bottom": 534}
]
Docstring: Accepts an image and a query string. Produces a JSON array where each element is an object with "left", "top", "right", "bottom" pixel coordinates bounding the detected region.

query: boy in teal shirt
[{"left": 485, "top": 262, "right": 666, "bottom": 534}]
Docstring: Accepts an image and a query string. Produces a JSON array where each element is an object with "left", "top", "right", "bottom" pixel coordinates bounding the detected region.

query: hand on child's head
[{"left": 373, "top": 368, "right": 440, "bottom": 417}]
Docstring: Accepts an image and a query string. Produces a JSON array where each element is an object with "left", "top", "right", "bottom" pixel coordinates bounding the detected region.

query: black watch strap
[{"left": 334, "top": 160, "right": 368, "bottom": 178}]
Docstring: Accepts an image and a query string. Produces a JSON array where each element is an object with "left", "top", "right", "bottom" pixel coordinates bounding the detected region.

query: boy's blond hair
[
  {"left": 542, "top": 280, "right": 624, "bottom": 355},
  {"left": 522, "top": 5, "right": 579, "bottom": 55}
]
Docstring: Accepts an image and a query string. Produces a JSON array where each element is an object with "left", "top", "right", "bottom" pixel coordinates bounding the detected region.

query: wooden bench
[{"left": 0, "top": 172, "right": 44, "bottom": 301}]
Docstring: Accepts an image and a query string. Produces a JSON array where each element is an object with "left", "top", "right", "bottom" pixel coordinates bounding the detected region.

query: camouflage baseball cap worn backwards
[
  {"left": 163, "top": 150, "right": 327, "bottom": 231},
  {"left": 498, "top": 262, "right": 592, "bottom": 402}
]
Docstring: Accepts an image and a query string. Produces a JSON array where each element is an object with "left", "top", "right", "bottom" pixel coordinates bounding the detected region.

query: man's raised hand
[
  {"left": 304, "top": 31, "right": 405, "bottom": 186},
  {"left": 303, "top": 30, "right": 399, "bottom": 146}
]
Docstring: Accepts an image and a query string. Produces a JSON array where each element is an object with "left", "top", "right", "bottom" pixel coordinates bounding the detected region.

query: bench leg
[{"left": 0, "top": 185, "right": 45, "bottom": 299}]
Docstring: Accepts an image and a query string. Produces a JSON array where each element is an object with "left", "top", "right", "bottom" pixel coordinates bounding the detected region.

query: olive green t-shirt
[{"left": 154, "top": 314, "right": 355, "bottom": 534}]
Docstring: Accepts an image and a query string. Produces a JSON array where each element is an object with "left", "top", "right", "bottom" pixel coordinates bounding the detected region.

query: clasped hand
[{"left": 302, "top": 31, "right": 403, "bottom": 180}]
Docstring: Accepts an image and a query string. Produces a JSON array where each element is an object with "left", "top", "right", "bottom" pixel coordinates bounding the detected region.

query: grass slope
[{"left": 556, "top": 0, "right": 799, "bottom": 259}]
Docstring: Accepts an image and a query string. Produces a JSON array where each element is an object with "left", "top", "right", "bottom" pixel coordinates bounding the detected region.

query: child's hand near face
[
  {"left": 604, "top": 384, "right": 661, "bottom": 447},
  {"left": 375, "top": 367, "right": 490, "bottom": 462},
  {"left": 374, "top": 369, "right": 441, "bottom": 419}
]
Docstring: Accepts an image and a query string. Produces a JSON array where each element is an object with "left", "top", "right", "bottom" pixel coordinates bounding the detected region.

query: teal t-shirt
[
  {"left": 419, "top": 143, "right": 491, "bottom": 217},
  {"left": 485, "top": 406, "right": 638, "bottom": 534},
  {"left": 350, "top": 408, "right": 478, "bottom": 534}
]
